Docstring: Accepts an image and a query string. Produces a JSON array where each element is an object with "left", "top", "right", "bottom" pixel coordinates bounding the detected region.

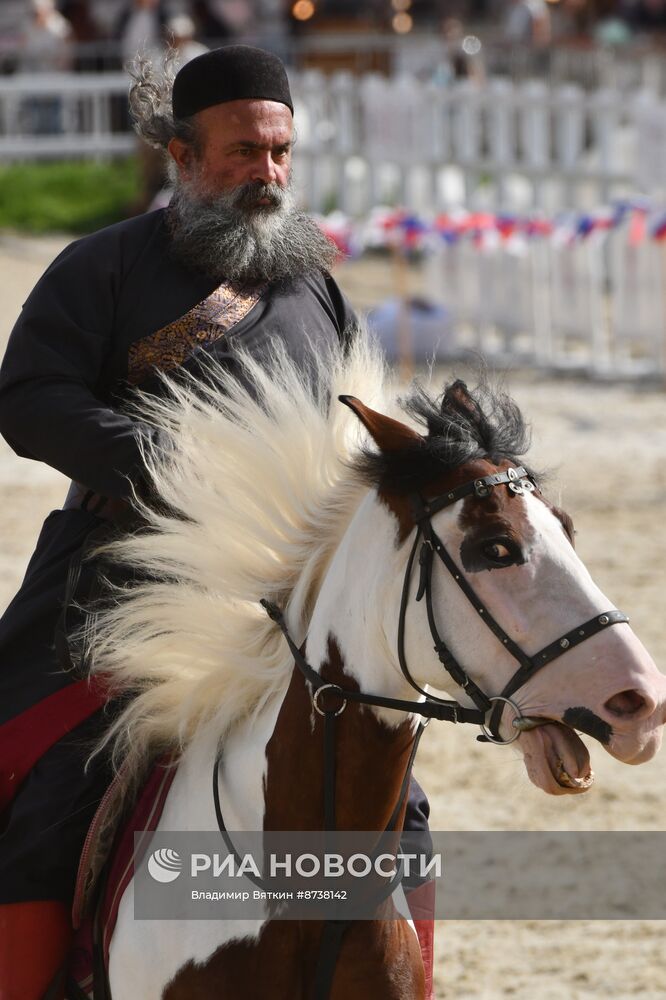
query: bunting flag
[
  {"left": 649, "top": 211, "right": 666, "bottom": 242},
  {"left": 316, "top": 201, "right": 666, "bottom": 256},
  {"left": 313, "top": 211, "right": 358, "bottom": 258}
]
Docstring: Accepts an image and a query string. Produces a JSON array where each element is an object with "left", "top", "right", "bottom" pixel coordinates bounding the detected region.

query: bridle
[
  {"left": 215, "top": 464, "right": 628, "bottom": 1000},
  {"left": 398, "top": 465, "right": 628, "bottom": 742},
  {"left": 263, "top": 464, "right": 628, "bottom": 746}
]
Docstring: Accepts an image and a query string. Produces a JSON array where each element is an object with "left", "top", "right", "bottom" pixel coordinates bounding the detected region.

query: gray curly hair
[{"left": 127, "top": 50, "right": 201, "bottom": 156}]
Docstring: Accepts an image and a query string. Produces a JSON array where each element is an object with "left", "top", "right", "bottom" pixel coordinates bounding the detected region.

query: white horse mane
[{"left": 88, "top": 330, "right": 390, "bottom": 774}]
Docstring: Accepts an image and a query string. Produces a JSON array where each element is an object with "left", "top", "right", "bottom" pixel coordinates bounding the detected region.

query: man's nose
[{"left": 251, "top": 152, "right": 277, "bottom": 185}]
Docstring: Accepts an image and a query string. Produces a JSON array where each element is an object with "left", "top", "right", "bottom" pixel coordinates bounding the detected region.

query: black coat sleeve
[{"left": 0, "top": 234, "right": 155, "bottom": 499}]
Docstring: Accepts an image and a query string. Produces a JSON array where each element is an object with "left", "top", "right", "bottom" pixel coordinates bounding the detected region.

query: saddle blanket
[{"left": 67, "top": 753, "right": 178, "bottom": 997}]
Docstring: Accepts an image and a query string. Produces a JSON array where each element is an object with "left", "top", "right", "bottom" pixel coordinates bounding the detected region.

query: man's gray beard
[{"left": 167, "top": 177, "right": 338, "bottom": 286}]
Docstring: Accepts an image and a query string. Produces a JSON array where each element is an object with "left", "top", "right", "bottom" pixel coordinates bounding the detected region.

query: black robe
[
  {"left": 0, "top": 208, "right": 356, "bottom": 725},
  {"left": 0, "top": 211, "right": 431, "bottom": 906}
]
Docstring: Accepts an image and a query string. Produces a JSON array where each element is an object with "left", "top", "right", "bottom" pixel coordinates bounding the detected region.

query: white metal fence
[
  {"left": 0, "top": 72, "right": 134, "bottom": 159},
  {"left": 422, "top": 222, "right": 666, "bottom": 379},
  {"left": 2, "top": 70, "right": 666, "bottom": 214},
  {"left": 291, "top": 71, "right": 666, "bottom": 214}
]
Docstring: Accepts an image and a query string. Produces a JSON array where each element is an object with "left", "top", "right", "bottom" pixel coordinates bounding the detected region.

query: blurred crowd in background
[{"left": 2, "top": 0, "right": 666, "bottom": 82}]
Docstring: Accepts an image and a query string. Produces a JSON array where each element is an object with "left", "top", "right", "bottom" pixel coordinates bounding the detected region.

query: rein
[
  {"left": 261, "top": 600, "right": 485, "bottom": 727},
  {"left": 215, "top": 604, "right": 429, "bottom": 1000}
]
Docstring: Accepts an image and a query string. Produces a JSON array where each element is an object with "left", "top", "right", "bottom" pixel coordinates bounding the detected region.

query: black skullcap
[{"left": 172, "top": 45, "right": 293, "bottom": 120}]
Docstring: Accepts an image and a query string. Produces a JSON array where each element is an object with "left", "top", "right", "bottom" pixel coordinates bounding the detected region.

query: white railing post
[
  {"left": 487, "top": 77, "right": 515, "bottom": 208},
  {"left": 330, "top": 69, "right": 359, "bottom": 214},
  {"left": 531, "top": 238, "right": 554, "bottom": 366},
  {"left": 451, "top": 79, "right": 483, "bottom": 205},
  {"left": 518, "top": 80, "right": 550, "bottom": 209},
  {"left": 554, "top": 83, "right": 585, "bottom": 207},
  {"left": 632, "top": 88, "right": 666, "bottom": 202},
  {"left": 293, "top": 68, "right": 326, "bottom": 213},
  {"left": 589, "top": 87, "right": 620, "bottom": 206},
  {"left": 587, "top": 236, "right": 611, "bottom": 376}
]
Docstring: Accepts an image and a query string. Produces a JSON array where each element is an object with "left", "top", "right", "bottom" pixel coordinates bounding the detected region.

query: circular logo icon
[{"left": 148, "top": 848, "right": 183, "bottom": 883}]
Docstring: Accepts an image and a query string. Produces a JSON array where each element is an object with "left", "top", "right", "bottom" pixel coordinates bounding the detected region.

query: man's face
[
  {"left": 166, "top": 95, "right": 335, "bottom": 284},
  {"left": 168, "top": 99, "right": 293, "bottom": 202}
]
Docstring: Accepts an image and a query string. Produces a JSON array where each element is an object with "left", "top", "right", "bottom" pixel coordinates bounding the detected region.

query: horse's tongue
[{"left": 540, "top": 722, "right": 593, "bottom": 787}]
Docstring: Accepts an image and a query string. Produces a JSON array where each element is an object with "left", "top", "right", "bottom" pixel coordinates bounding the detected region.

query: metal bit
[{"left": 512, "top": 715, "right": 549, "bottom": 732}]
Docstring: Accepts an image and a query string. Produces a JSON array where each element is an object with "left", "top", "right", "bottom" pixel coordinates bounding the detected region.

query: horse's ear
[
  {"left": 442, "top": 380, "right": 483, "bottom": 425},
  {"left": 339, "top": 395, "right": 422, "bottom": 452}
]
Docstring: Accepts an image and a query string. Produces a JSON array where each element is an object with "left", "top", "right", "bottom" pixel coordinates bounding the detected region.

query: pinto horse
[{"left": 82, "top": 332, "right": 666, "bottom": 999}]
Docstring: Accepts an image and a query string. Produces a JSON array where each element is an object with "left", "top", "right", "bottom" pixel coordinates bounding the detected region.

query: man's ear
[
  {"left": 167, "top": 137, "right": 194, "bottom": 179},
  {"left": 339, "top": 395, "right": 422, "bottom": 453}
]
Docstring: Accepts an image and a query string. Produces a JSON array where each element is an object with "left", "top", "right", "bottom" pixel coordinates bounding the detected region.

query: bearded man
[{"left": 0, "top": 46, "right": 434, "bottom": 999}]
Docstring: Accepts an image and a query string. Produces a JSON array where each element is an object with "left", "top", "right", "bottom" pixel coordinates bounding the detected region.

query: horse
[{"left": 79, "top": 330, "right": 666, "bottom": 999}]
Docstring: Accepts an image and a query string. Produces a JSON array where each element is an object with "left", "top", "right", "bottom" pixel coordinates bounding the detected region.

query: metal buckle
[
  {"left": 509, "top": 474, "right": 536, "bottom": 496},
  {"left": 474, "top": 479, "right": 490, "bottom": 498},
  {"left": 313, "top": 684, "right": 347, "bottom": 717},
  {"left": 478, "top": 696, "right": 524, "bottom": 745}
]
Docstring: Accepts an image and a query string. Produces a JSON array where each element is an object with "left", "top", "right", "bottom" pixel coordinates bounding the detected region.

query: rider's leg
[
  {"left": 0, "top": 708, "right": 114, "bottom": 997},
  {"left": 0, "top": 901, "right": 71, "bottom": 1000},
  {"left": 406, "top": 881, "right": 436, "bottom": 1000},
  {"left": 404, "top": 776, "right": 435, "bottom": 1000},
  {"left": 0, "top": 707, "right": 113, "bottom": 905}
]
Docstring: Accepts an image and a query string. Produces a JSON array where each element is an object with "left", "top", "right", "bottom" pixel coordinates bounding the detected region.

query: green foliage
[{"left": 0, "top": 159, "right": 141, "bottom": 233}]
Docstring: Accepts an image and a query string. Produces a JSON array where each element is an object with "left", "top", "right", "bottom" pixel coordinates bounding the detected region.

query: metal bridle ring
[
  {"left": 313, "top": 684, "right": 347, "bottom": 717},
  {"left": 478, "top": 696, "right": 524, "bottom": 745}
]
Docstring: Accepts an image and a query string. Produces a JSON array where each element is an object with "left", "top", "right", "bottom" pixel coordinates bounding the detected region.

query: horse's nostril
[{"left": 604, "top": 689, "right": 647, "bottom": 718}]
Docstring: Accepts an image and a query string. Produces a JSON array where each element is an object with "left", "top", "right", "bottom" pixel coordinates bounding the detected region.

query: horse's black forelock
[{"left": 352, "top": 377, "right": 531, "bottom": 495}]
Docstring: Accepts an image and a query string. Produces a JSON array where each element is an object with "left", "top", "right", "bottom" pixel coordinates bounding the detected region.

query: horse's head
[{"left": 340, "top": 380, "right": 666, "bottom": 796}]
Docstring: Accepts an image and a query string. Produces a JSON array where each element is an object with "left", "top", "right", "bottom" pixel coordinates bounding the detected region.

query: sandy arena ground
[{"left": 1, "top": 234, "right": 665, "bottom": 998}]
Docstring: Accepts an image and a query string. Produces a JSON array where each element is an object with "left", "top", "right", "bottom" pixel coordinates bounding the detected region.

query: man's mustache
[{"left": 231, "top": 181, "right": 286, "bottom": 212}]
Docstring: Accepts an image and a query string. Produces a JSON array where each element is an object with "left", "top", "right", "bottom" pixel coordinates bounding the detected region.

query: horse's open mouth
[{"left": 521, "top": 721, "right": 594, "bottom": 795}]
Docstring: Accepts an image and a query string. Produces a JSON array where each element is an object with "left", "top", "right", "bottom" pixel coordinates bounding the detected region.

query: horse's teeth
[{"left": 555, "top": 759, "right": 594, "bottom": 788}]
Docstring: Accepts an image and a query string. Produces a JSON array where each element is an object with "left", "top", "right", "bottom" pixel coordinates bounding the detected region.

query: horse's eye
[
  {"left": 461, "top": 535, "right": 524, "bottom": 572},
  {"left": 481, "top": 540, "right": 514, "bottom": 564}
]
